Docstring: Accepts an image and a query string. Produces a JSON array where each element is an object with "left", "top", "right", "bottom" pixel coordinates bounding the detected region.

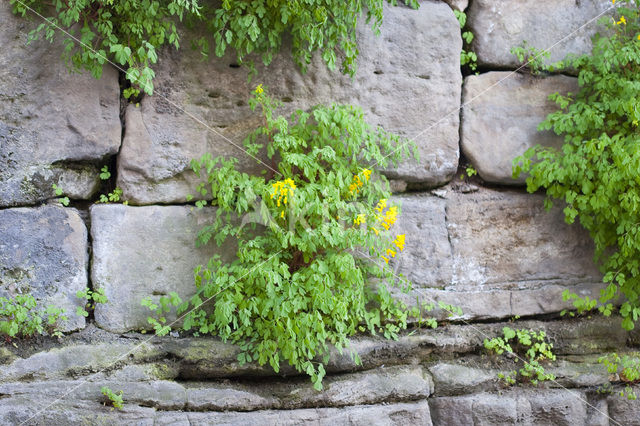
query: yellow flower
[
  {"left": 280, "top": 210, "right": 285, "bottom": 218},
  {"left": 354, "top": 214, "right": 366, "bottom": 225},
  {"left": 381, "top": 256, "right": 389, "bottom": 264},
  {"left": 617, "top": 16, "right": 626, "bottom": 25},
  {"left": 393, "top": 234, "right": 406, "bottom": 251},
  {"left": 375, "top": 199, "right": 387, "bottom": 213},
  {"left": 255, "top": 84, "right": 264, "bottom": 94},
  {"left": 386, "top": 248, "right": 396, "bottom": 258},
  {"left": 372, "top": 227, "right": 379, "bottom": 236},
  {"left": 362, "top": 168, "right": 372, "bottom": 181}
]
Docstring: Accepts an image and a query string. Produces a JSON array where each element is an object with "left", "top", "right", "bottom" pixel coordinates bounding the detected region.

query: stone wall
[{"left": 2, "top": 1, "right": 639, "bottom": 424}]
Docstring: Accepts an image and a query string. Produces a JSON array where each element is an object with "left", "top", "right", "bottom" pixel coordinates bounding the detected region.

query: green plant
[
  {"left": 100, "top": 386, "right": 124, "bottom": 409},
  {"left": 142, "top": 86, "right": 440, "bottom": 390},
  {"left": 0, "top": 294, "right": 67, "bottom": 339},
  {"left": 484, "top": 327, "right": 556, "bottom": 386},
  {"left": 513, "top": 1, "right": 640, "bottom": 330},
  {"left": 453, "top": 10, "right": 477, "bottom": 73},
  {"left": 99, "top": 166, "right": 111, "bottom": 181},
  {"left": 75, "top": 287, "right": 108, "bottom": 318},
  {"left": 599, "top": 352, "right": 640, "bottom": 400},
  {"left": 51, "top": 183, "right": 69, "bottom": 206},
  {"left": 12, "top": 0, "right": 417, "bottom": 96},
  {"left": 98, "top": 187, "right": 124, "bottom": 204}
]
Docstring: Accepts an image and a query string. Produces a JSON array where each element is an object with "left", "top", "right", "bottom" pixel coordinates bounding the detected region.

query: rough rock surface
[
  {"left": 467, "top": 0, "right": 612, "bottom": 69},
  {"left": 91, "top": 205, "right": 234, "bottom": 332},
  {"left": 117, "top": 1, "right": 462, "bottom": 204},
  {"left": 391, "top": 187, "right": 602, "bottom": 320},
  {"left": 461, "top": 72, "right": 579, "bottom": 184},
  {"left": 442, "top": 0, "right": 468, "bottom": 11},
  {"left": 430, "top": 390, "right": 594, "bottom": 426},
  {"left": 0, "top": 205, "right": 87, "bottom": 331},
  {"left": 0, "top": 6, "right": 121, "bottom": 207}
]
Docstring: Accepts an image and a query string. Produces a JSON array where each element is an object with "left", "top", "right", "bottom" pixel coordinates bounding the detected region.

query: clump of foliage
[
  {"left": 0, "top": 294, "right": 66, "bottom": 339},
  {"left": 453, "top": 10, "right": 477, "bottom": 73},
  {"left": 513, "top": 0, "right": 640, "bottom": 330},
  {"left": 599, "top": 352, "right": 640, "bottom": 400},
  {"left": 142, "top": 86, "right": 438, "bottom": 390},
  {"left": 101, "top": 386, "right": 124, "bottom": 410},
  {"left": 11, "top": 0, "right": 417, "bottom": 96},
  {"left": 484, "top": 327, "right": 556, "bottom": 386},
  {"left": 76, "top": 287, "right": 108, "bottom": 318}
]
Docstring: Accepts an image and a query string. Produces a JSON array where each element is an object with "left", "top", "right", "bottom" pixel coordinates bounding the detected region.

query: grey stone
[
  {"left": 388, "top": 187, "right": 603, "bottom": 320},
  {"left": 390, "top": 195, "right": 452, "bottom": 289},
  {"left": 278, "top": 365, "right": 433, "bottom": 409},
  {"left": 184, "top": 400, "right": 433, "bottom": 426},
  {"left": 118, "top": 2, "right": 462, "bottom": 204},
  {"left": 429, "top": 362, "right": 496, "bottom": 396},
  {"left": 0, "top": 6, "right": 120, "bottom": 207},
  {"left": 461, "top": 72, "right": 579, "bottom": 184},
  {"left": 432, "top": 390, "right": 591, "bottom": 426},
  {"left": 0, "top": 205, "right": 87, "bottom": 331},
  {"left": 429, "top": 396, "right": 474, "bottom": 425},
  {"left": 608, "top": 388, "right": 640, "bottom": 425},
  {"left": 525, "top": 390, "right": 589, "bottom": 425},
  {"left": 0, "top": 397, "right": 156, "bottom": 426},
  {"left": 0, "top": 342, "right": 158, "bottom": 382},
  {"left": 467, "top": 0, "right": 612, "bottom": 69},
  {"left": 91, "top": 204, "right": 234, "bottom": 332},
  {"left": 442, "top": 0, "right": 468, "bottom": 12}
]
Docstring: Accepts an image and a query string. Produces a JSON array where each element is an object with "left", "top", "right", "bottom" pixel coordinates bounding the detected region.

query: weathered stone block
[
  {"left": 461, "top": 72, "right": 579, "bottom": 184},
  {"left": 118, "top": 1, "right": 462, "bottom": 204},
  {"left": 91, "top": 205, "right": 233, "bottom": 332},
  {"left": 0, "top": 5, "right": 121, "bottom": 207},
  {"left": 0, "top": 205, "right": 87, "bottom": 331},
  {"left": 390, "top": 187, "right": 602, "bottom": 320},
  {"left": 468, "top": 0, "right": 612, "bottom": 69}
]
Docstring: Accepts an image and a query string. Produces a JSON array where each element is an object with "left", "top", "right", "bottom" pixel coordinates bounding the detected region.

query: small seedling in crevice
[
  {"left": 76, "top": 288, "right": 108, "bottom": 317},
  {"left": 51, "top": 183, "right": 70, "bottom": 206},
  {"left": 99, "top": 166, "right": 111, "bottom": 180},
  {"left": 101, "top": 386, "right": 124, "bottom": 410}
]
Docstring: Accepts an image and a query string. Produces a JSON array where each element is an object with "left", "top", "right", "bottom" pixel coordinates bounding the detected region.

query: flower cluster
[
  {"left": 348, "top": 169, "right": 372, "bottom": 197},
  {"left": 271, "top": 179, "right": 296, "bottom": 217},
  {"left": 382, "top": 234, "right": 406, "bottom": 264}
]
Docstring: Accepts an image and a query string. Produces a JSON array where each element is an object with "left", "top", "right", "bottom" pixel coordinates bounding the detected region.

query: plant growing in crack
[
  {"left": 101, "top": 386, "right": 124, "bottom": 410},
  {"left": 142, "top": 86, "right": 445, "bottom": 390},
  {"left": 484, "top": 326, "right": 556, "bottom": 386},
  {"left": 76, "top": 287, "right": 108, "bottom": 318},
  {"left": 0, "top": 294, "right": 67, "bottom": 339}
]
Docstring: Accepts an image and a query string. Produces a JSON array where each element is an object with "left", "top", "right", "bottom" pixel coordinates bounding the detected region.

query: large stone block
[
  {"left": 467, "top": 0, "right": 612, "bottom": 69},
  {"left": 390, "top": 187, "right": 603, "bottom": 320},
  {"left": 0, "top": 5, "right": 121, "bottom": 207},
  {"left": 0, "top": 205, "right": 87, "bottom": 331},
  {"left": 461, "top": 72, "right": 579, "bottom": 185},
  {"left": 118, "top": 1, "right": 462, "bottom": 204},
  {"left": 91, "top": 205, "right": 233, "bottom": 332}
]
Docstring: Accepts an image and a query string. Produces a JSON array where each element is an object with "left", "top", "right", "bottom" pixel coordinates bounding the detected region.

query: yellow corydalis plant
[
  {"left": 271, "top": 178, "right": 296, "bottom": 217},
  {"left": 349, "top": 168, "right": 372, "bottom": 197}
]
